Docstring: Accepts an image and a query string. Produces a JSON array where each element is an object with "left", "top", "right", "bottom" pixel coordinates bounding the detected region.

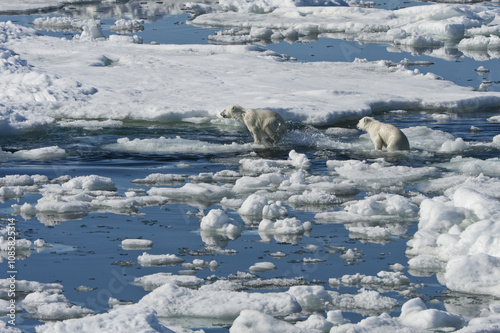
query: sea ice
[
  {"left": 134, "top": 273, "right": 204, "bottom": 290},
  {"left": 237, "top": 193, "right": 287, "bottom": 218},
  {"left": 138, "top": 283, "right": 302, "bottom": 318},
  {"left": 258, "top": 217, "right": 312, "bottom": 240},
  {"left": 137, "top": 253, "right": 185, "bottom": 267},
  {"left": 444, "top": 253, "right": 500, "bottom": 298},
  {"left": 229, "top": 309, "right": 304, "bottom": 333},
  {"left": 200, "top": 209, "right": 242, "bottom": 236},
  {"left": 249, "top": 261, "right": 277, "bottom": 273},
  {"left": 399, "top": 298, "right": 463, "bottom": 330},
  {"left": 121, "top": 239, "right": 153, "bottom": 250},
  {"left": 2, "top": 19, "right": 500, "bottom": 134},
  {"left": 326, "top": 159, "right": 437, "bottom": 191},
  {"left": 36, "top": 304, "right": 175, "bottom": 333}
]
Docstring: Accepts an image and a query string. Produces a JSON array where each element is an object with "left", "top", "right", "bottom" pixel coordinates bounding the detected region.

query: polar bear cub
[
  {"left": 220, "top": 104, "right": 287, "bottom": 145},
  {"left": 357, "top": 116, "right": 410, "bottom": 152}
]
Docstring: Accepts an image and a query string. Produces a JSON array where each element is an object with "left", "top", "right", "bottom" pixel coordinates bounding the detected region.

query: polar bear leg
[
  {"left": 250, "top": 128, "right": 263, "bottom": 144},
  {"left": 264, "top": 126, "right": 280, "bottom": 144},
  {"left": 371, "top": 135, "right": 385, "bottom": 150}
]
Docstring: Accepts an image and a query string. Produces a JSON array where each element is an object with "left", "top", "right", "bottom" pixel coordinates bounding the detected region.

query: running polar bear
[
  {"left": 357, "top": 116, "right": 410, "bottom": 152},
  {"left": 220, "top": 105, "right": 287, "bottom": 145}
]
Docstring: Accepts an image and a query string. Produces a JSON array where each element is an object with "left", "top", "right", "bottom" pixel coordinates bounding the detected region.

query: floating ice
[
  {"left": 249, "top": 261, "right": 277, "bottom": 273},
  {"left": 193, "top": 3, "right": 500, "bottom": 55},
  {"left": 110, "top": 19, "right": 144, "bottom": 33},
  {"left": 200, "top": 209, "right": 242, "bottom": 236},
  {"left": 36, "top": 304, "right": 174, "bottom": 333},
  {"left": 105, "top": 136, "right": 254, "bottom": 155},
  {"left": 238, "top": 193, "right": 287, "bottom": 218},
  {"left": 440, "top": 137, "right": 468, "bottom": 152},
  {"left": 58, "top": 119, "right": 123, "bottom": 129},
  {"left": 22, "top": 291, "right": 93, "bottom": 320},
  {"left": 121, "top": 239, "right": 153, "bottom": 250},
  {"left": 326, "top": 159, "right": 437, "bottom": 191},
  {"left": 0, "top": 279, "right": 62, "bottom": 294},
  {"left": 0, "top": 146, "right": 67, "bottom": 162},
  {"left": 148, "top": 183, "right": 232, "bottom": 205},
  {"left": 288, "top": 188, "right": 342, "bottom": 208},
  {"left": 3, "top": 19, "right": 500, "bottom": 134},
  {"left": 444, "top": 253, "right": 500, "bottom": 298},
  {"left": 239, "top": 150, "right": 310, "bottom": 174},
  {"left": 330, "top": 270, "right": 411, "bottom": 288},
  {"left": 329, "top": 288, "right": 398, "bottom": 314},
  {"left": 258, "top": 217, "right": 312, "bottom": 241},
  {"left": 138, "top": 283, "right": 302, "bottom": 318},
  {"left": 230, "top": 309, "right": 303, "bottom": 333},
  {"left": 232, "top": 173, "right": 285, "bottom": 193},
  {"left": 62, "top": 175, "right": 117, "bottom": 192},
  {"left": 408, "top": 254, "right": 445, "bottom": 274},
  {"left": 439, "top": 156, "right": 500, "bottom": 177},
  {"left": 32, "top": 17, "right": 101, "bottom": 32},
  {"left": 0, "top": 231, "right": 31, "bottom": 252},
  {"left": 132, "top": 173, "right": 186, "bottom": 185},
  {"left": 134, "top": 273, "right": 204, "bottom": 290},
  {"left": 316, "top": 192, "right": 419, "bottom": 224},
  {"left": 137, "top": 253, "right": 184, "bottom": 267},
  {"left": 399, "top": 298, "right": 463, "bottom": 330}
]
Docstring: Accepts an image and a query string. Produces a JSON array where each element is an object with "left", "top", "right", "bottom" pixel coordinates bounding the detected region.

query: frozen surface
[
  {"left": 1, "top": 0, "right": 500, "bottom": 332},
  {"left": 1, "top": 17, "right": 500, "bottom": 134}
]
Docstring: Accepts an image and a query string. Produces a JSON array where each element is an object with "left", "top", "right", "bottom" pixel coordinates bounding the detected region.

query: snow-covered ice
[
  {"left": 1, "top": 12, "right": 500, "bottom": 135},
  {"left": 2, "top": 0, "right": 500, "bottom": 332}
]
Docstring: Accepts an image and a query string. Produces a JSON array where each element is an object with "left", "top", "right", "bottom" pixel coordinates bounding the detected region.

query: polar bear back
[
  {"left": 357, "top": 116, "right": 410, "bottom": 152},
  {"left": 220, "top": 104, "right": 287, "bottom": 144}
]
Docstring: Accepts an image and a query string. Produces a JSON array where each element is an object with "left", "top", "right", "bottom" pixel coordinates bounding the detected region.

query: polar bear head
[
  {"left": 220, "top": 105, "right": 245, "bottom": 121},
  {"left": 356, "top": 116, "right": 375, "bottom": 130}
]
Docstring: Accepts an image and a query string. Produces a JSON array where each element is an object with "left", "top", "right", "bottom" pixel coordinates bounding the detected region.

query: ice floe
[
  {"left": 2, "top": 1, "right": 500, "bottom": 332},
  {"left": 137, "top": 252, "right": 185, "bottom": 267},
  {"left": 138, "top": 282, "right": 302, "bottom": 318},
  {"left": 121, "top": 238, "right": 153, "bottom": 250},
  {"left": 1, "top": 18, "right": 500, "bottom": 134}
]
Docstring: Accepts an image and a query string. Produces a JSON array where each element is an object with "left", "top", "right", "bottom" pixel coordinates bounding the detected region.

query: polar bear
[
  {"left": 220, "top": 104, "right": 287, "bottom": 145},
  {"left": 357, "top": 116, "right": 410, "bottom": 152}
]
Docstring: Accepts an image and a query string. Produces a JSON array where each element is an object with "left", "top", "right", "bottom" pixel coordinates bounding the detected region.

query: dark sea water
[{"left": 1, "top": 1, "right": 500, "bottom": 332}]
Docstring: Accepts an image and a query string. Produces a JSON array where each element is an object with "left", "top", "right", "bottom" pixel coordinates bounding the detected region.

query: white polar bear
[
  {"left": 357, "top": 116, "right": 410, "bottom": 152},
  {"left": 220, "top": 104, "right": 287, "bottom": 145}
]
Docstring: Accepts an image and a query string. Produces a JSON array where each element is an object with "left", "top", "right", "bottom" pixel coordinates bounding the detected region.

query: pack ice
[{"left": 1, "top": 0, "right": 500, "bottom": 332}]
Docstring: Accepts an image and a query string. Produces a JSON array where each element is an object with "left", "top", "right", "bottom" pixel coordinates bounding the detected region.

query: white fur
[
  {"left": 220, "top": 105, "right": 287, "bottom": 145},
  {"left": 357, "top": 116, "right": 410, "bottom": 152}
]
